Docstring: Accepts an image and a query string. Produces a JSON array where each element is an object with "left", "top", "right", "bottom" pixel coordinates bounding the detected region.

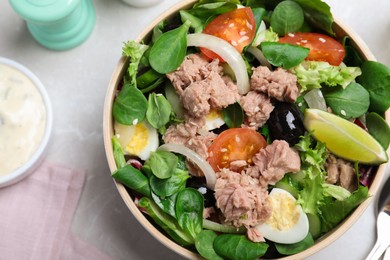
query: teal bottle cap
[{"left": 9, "top": 0, "right": 95, "bottom": 51}]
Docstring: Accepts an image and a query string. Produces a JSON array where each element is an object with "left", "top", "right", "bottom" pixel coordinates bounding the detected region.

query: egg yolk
[
  {"left": 266, "top": 193, "right": 300, "bottom": 231},
  {"left": 125, "top": 123, "right": 149, "bottom": 155},
  {"left": 207, "top": 109, "right": 222, "bottom": 120}
]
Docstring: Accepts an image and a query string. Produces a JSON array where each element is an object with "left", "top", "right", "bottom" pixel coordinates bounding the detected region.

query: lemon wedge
[{"left": 303, "top": 108, "right": 388, "bottom": 164}]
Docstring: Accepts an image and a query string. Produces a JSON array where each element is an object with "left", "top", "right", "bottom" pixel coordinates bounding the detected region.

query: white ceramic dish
[{"left": 0, "top": 57, "right": 53, "bottom": 188}]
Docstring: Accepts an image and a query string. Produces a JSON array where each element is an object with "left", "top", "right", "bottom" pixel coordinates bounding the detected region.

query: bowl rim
[
  {"left": 0, "top": 57, "right": 53, "bottom": 188},
  {"left": 103, "top": 1, "right": 389, "bottom": 258}
]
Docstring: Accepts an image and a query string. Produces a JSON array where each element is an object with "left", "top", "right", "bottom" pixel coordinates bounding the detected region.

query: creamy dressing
[{"left": 0, "top": 64, "right": 46, "bottom": 176}]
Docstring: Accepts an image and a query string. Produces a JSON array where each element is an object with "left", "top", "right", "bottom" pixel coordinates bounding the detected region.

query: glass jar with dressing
[{"left": 0, "top": 57, "right": 52, "bottom": 187}]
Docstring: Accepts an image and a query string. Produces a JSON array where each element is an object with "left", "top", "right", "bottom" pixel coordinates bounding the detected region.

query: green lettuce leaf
[
  {"left": 291, "top": 61, "right": 362, "bottom": 92},
  {"left": 320, "top": 185, "right": 369, "bottom": 233}
]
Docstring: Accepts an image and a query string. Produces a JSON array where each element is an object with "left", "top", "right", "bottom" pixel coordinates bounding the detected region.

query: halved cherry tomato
[
  {"left": 201, "top": 7, "right": 256, "bottom": 61},
  {"left": 207, "top": 128, "right": 267, "bottom": 171},
  {"left": 279, "top": 32, "right": 345, "bottom": 66}
]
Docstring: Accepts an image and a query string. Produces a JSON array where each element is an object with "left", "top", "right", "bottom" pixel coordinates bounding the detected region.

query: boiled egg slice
[
  {"left": 114, "top": 120, "right": 159, "bottom": 161},
  {"left": 204, "top": 109, "right": 225, "bottom": 131},
  {"left": 255, "top": 188, "right": 309, "bottom": 244}
]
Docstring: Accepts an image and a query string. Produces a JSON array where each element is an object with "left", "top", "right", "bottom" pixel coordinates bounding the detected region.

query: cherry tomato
[
  {"left": 207, "top": 128, "right": 267, "bottom": 171},
  {"left": 201, "top": 7, "right": 256, "bottom": 61},
  {"left": 279, "top": 32, "right": 345, "bottom": 66}
]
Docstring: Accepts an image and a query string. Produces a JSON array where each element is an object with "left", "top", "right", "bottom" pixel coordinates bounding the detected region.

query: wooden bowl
[{"left": 103, "top": 1, "right": 389, "bottom": 258}]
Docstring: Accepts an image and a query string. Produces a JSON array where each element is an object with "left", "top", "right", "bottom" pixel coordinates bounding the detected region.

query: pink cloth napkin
[{"left": 0, "top": 161, "right": 111, "bottom": 260}]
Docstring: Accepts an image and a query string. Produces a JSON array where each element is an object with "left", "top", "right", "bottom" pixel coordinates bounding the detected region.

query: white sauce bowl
[{"left": 0, "top": 57, "right": 53, "bottom": 187}]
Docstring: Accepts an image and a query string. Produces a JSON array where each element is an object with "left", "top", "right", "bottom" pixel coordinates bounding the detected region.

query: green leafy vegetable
[
  {"left": 136, "top": 69, "right": 163, "bottom": 89},
  {"left": 213, "top": 234, "right": 268, "bottom": 260},
  {"left": 320, "top": 185, "right": 369, "bottom": 233},
  {"left": 138, "top": 197, "right": 194, "bottom": 245},
  {"left": 146, "top": 93, "right": 172, "bottom": 131},
  {"left": 151, "top": 192, "right": 177, "bottom": 217},
  {"left": 122, "top": 40, "right": 149, "bottom": 84},
  {"left": 270, "top": 1, "right": 304, "bottom": 36},
  {"left": 180, "top": 10, "right": 204, "bottom": 33},
  {"left": 275, "top": 232, "right": 314, "bottom": 255},
  {"left": 291, "top": 61, "right": 362, "bottom": 92},
  {"left": 112, "top": 82, "right": 148, "bottom": 125},
  {"left": 366, "top": 112, "right": 390, "bottom": 150},
  {"left": 261, "top": 42, "right": 309, "bottom": 69},
  {"left": 322, "top": 82, "right": 370, "bottom": 119},
  {"left": 293, "top": 0, "right": 334, "bottom": 36},
  {"left": 149, "top": 165, "right": 189, "bottom": 198},
  {"left": 195, "top": 230, "right": 223, "bottom": 260},
  {"left": 112, "top": 164, "right": 150, "bottom": 197},
  {"left": 152, "top": 20, "right": 167, "bottom": 43},
  {"left": 111, "top": 136, "right": 127, "bottom": 169},
  {"left": 175, "top": 188, "right": 204, "bottom": 240},
  {"left": 148, "top": 150, "right": 178, "bottom": 179},
  {"left": 322, "top": 183, "right": 351, "bottom": 201},
  {"left": 188, "top": 2, "right": 238, "bottom": 22},
  {"left": 357, "top": 61, "right": 390, "bottom": 114},
  {"left": 222, "top": 102, "right": 244, "bottom": 128},
  {"left": 294, "top": 133, "right": 327, "bottom": 215},
  {"left": 149, "top": 20, "right": 191, "bottom": 74}
]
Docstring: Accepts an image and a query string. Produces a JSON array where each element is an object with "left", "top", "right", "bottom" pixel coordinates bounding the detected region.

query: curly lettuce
[{"left": 291, "top": 61, "right": 362, "bottom": 92}]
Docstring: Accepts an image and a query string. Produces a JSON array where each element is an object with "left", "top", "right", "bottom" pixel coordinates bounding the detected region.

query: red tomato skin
[
  {"left": 279, "top": 32, "right": 346, "bottom": 66},
  {"left": 201, "top": 7, "right": 256, "bottom": 61},
  {"left": 207, "top": 128, "right": 267, "bottom": 172}
]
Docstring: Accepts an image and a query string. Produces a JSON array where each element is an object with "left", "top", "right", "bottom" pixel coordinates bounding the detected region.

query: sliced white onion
[
  {"left": 247, "top": 46, "right": 272, "bottom": 70},
  {"left": 304, "top": 89, "right": 327, "bottom": 111},
  {"left": 187, "top": 33, "right": 250, "bottom": 95},
  {"left": 252, "top": 20, "right": 267, "bottom": 47},
  {"left": 158, "top": 143, "right": 216, "bottom": 190}
]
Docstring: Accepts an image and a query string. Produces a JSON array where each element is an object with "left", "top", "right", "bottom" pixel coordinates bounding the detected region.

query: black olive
[
  {"left": 268, "top": 102, "right": 305, "bottom": 146},
  {"left": 186, "top": 177, "right": 216, "bottom": 208}
]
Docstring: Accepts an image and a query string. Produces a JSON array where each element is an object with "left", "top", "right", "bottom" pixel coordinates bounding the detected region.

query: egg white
[
  {"left": 114, "top": 120, "right": 159, "bottom": 161},
  {"left": 255, "top": 188, "right": 309, "bottom": 244},
  {"left": 204, "top": 109, "right": 225, "bottom": 131}
]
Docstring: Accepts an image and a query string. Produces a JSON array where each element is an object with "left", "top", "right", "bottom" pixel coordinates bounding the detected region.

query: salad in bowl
[{"left": 103, "top": 0, "right": 390, "bottom": 259}]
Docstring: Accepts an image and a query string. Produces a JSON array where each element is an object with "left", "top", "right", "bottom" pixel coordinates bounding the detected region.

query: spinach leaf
[
  {"left": 111, "top": 136, "right": 127, "bottom": 169},
  {"left": 138, "top": 197, "right": 194, "bottom": 245},
  {"left": 146, "top": 93, "right": 172, "bottom": 131},
  {"left": 112, "top": 82, "right": 148, "bottom": 125},
  {"left": 149, "top": 20, "right": 191, "bottom": 74},
  {"left": 149, "top": 167, "right": 189, "bottom": 197},
  {"left": 151, "top": 191, "right": 177, "bottom": 218},
  {"left": 195, "top": 230, "right": 223, "bottom": 260},
  {"left": 357, "top": 61, "right": 390, "bottom": 114},
  {"left": 293, "top": 0, "right": 334, "bottom": 36},
  {"left": 323, "top": 82, "right": 370, "bottom": 119},
  {"left": 213, "top": 234, "right": 268, "bottom": 260},
  {"left": 320, "top": 185, "right": 368, "bottom": 233},
  {"left": 112, "top": 164, "right": 150, "bottom": 197},
  {"left": 261, "top": 42, "right": 309, "bottom": 69},
  {"left": 366, "top": 112, "right": 390, "bottom": 150},
  {"left": 222, "top": 102, "right": 244, "bottom": 128},
  {"left": 275, "top": 232, "right": 314, "bottom": 255},
  {"left": 175, "top": 188, "right": 204, "bottom": 240},
  {"left": 148, "top": 150, "right": 178, "bottom": 179},
  {"left": 270, "top": 1, "right": 304, "bottom": 36}
]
